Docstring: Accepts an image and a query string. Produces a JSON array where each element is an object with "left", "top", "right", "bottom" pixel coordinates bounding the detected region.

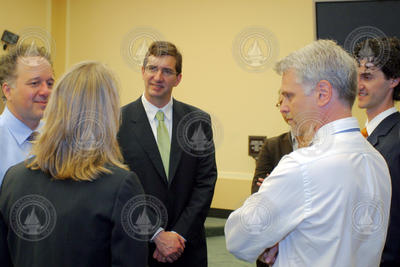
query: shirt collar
[
  {"left": 2, "top": 106, "right": 41, "bottom": 145},
  {"left": 290, "top": 131, "right": 298, "bottom": 150},
  {"left": 313, "top": 117, "right": 359, "bottom": 142},
  {"left": 141, "top": 93, "right": 173, "bottom": 121},
  {"left": 365, "top": 107, "right": 397, "bottom": 135}
]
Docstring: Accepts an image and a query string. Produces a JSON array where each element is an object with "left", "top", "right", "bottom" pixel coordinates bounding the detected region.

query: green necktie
[{"left": 156, "top": 110, "right": 170, "bottom": 178}]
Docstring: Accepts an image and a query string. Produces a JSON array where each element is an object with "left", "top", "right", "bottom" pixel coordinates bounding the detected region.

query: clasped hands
[
  {"left": 153, "top": 231, "right": 185, "bottom": 263},
  {"left": 258, "top": 243, "right": 279, "bottom": 266}
]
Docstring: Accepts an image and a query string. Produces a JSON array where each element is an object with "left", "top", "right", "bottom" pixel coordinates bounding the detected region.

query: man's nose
[
  {"left": 154, "top": 69, "right": 164, "bottom": 81},
  {"left": 38, "top": 81, "right": 51, "bottom": 97},
  {"left": 280, "top": 100, "right": 289, "bottom": 114},
  {"left": 358, "top": 77, "right": 364, "bottom": 90}
]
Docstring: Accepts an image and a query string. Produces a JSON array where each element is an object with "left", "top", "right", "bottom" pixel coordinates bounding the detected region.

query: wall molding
[{"left": 217, "top": 171, "right": 252, "bottom": 181}]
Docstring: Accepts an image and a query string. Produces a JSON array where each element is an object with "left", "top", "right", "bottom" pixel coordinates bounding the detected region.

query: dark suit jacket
[
  {"left": 251, "top": 131, "right": 293, "bottom": 194},
  {"left": 367, "top": 112, "right": 400, "bottom": 267},
  {"left": 0, "top": 162, "right": 147, "bottom": 267},
  {"left": 118, "top": 97, "right": 217, "bottom": 267}
]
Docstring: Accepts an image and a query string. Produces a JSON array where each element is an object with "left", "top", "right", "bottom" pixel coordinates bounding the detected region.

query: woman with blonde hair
[{"left": 0, "top": 61, "right": 147, "bottom": 266}]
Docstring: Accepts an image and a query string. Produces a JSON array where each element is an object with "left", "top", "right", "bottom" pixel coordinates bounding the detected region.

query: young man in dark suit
[
  {"left": 118, "top": 41, "right": 217, "bottom": 266},
  {"left": 355, "top": 37, "right": 400, "bottom": 267}
]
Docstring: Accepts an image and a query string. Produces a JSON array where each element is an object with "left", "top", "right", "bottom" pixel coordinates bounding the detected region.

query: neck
[
  {"left": 366, "top": 103, "right": 394, "bottom": 122},
  {"left": 319, "top": 102, "right": 352, "bottom": 130},
  {"left": 144, "top": 94, "right": 170, "bottom": 108},
  {"left": 324, "top": 110, "right": 352, "bottom": 125},
  {"left": 6, "top": 104, "right": 39, "bottom": 130}
]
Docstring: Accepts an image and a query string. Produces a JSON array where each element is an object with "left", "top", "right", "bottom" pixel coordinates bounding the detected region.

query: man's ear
[
  {"left": 2, "top": 82, "right": 12, "bottom": 100},
  {"left": 390, "top": 77, "right": 400, "bottom": 88},
  {"left": 174, "top": 73, "right": 182, "bottom": 87},
  {"left": 315, "top": 80, "right": 332, "bottom": 107}
]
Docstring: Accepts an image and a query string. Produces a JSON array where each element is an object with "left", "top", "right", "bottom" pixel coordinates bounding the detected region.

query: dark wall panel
[{"left": 316, "top": 0, "right": 400, "bottom": 49}]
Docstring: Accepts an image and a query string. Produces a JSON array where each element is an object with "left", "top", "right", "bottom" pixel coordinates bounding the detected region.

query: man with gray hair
[
  {"left": 225, "top": 40, "right": 391, "bottom": 266},
  {"left": 0, "top": 44, "right": 54, "bottom": 185}
]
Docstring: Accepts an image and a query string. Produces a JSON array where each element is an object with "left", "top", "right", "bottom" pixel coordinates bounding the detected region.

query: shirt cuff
[
  {"left": 151, "top": 227, "right": 164, "bottom": 242},
  {"left": 150, "top": 228, "right": 187, "bottom": 242}
]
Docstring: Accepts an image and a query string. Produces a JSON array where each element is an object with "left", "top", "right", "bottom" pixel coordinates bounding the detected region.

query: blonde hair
[{"left": 27, "top": 61, "right": 128, "bottom": 180}]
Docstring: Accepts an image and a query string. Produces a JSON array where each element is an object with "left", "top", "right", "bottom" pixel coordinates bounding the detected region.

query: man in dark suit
[
  {"left": 118, "top": 41, "right": 217, "bottom": 266},
  {"left": 354, "top": 37, "right": 400, "bottom": 267},
  {"left": 251, "top": 131, "right": 292, "bottom": 194}
]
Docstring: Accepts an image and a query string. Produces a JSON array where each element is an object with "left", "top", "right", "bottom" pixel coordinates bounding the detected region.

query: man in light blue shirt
[{"left": 0, "top": 44, "right": 54, "bottom": 185}]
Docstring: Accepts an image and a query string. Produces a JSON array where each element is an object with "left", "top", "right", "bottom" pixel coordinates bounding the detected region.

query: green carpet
[
  {"left": 205, "top": 217, "right": 255, "bottom": 266},
  {"left": 207, "top": 235, "right": 254, "bottom": 267}
]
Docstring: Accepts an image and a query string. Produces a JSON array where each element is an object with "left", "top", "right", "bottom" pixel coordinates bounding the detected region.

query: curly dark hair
[{"left": 354, "top": 37, "right": 400, "bottom": 101}]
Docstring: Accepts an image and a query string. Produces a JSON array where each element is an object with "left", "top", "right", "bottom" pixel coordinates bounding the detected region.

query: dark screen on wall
[{"left": 316, "top": 0, "right": 400, "bottom": 50}]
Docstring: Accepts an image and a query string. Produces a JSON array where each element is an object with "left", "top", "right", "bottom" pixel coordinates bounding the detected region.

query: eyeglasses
[
  {"left": 275, "top": 97, "right": 283, "bottom": 109},
  {"left": 144, "top": 65, "right": 177, "bottom": 77}
]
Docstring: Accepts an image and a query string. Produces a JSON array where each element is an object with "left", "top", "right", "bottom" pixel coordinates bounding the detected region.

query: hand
[
  {"left": 153, "top": 231, "right": 185, "bottom": 263},
  {"left": 153, "top": 248, "right": 167, "bottom": 263},
  {"left": 256, "top": 173, "right": 269, "bottom": 187},
  {"left": 258, "top": 243, "right": 279, "bottom": 266}
]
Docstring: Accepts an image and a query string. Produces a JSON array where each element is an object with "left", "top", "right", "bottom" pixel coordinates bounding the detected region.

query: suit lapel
[
  {"left": 169, "top": 100, "right": 184, "bottom": 182},
  {"left": 368, "top": 112, "right": 400, "bottom": 146},
  {"left": 129, "top": 98, "right": 168, "bottom": 183}
]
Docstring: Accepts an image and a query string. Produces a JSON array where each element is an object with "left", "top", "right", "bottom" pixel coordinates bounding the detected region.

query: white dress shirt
[
  {"left": 225, "top": 117, "right": 391, "bottom": 267},
  {"left": 365, "top": 107, "right": 398, "bottom": 135},
  {"left": 0, "top": 107, "right": 39, "bottom": 186},
  {"left": 141, "top": 94, "right": 173, "bottom": 142}
]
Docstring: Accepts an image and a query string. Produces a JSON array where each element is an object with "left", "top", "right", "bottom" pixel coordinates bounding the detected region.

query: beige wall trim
[{"left": 218, "top": 171, "right": 252, "bottom": 181}]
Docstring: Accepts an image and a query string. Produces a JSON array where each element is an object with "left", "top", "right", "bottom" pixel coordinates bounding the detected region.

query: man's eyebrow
[
  {"left": 26, "top": 76, "right": 55, "bottom": 82},
  {"left": 26, "top": 77, "right": 41, "bottom": 82}
]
